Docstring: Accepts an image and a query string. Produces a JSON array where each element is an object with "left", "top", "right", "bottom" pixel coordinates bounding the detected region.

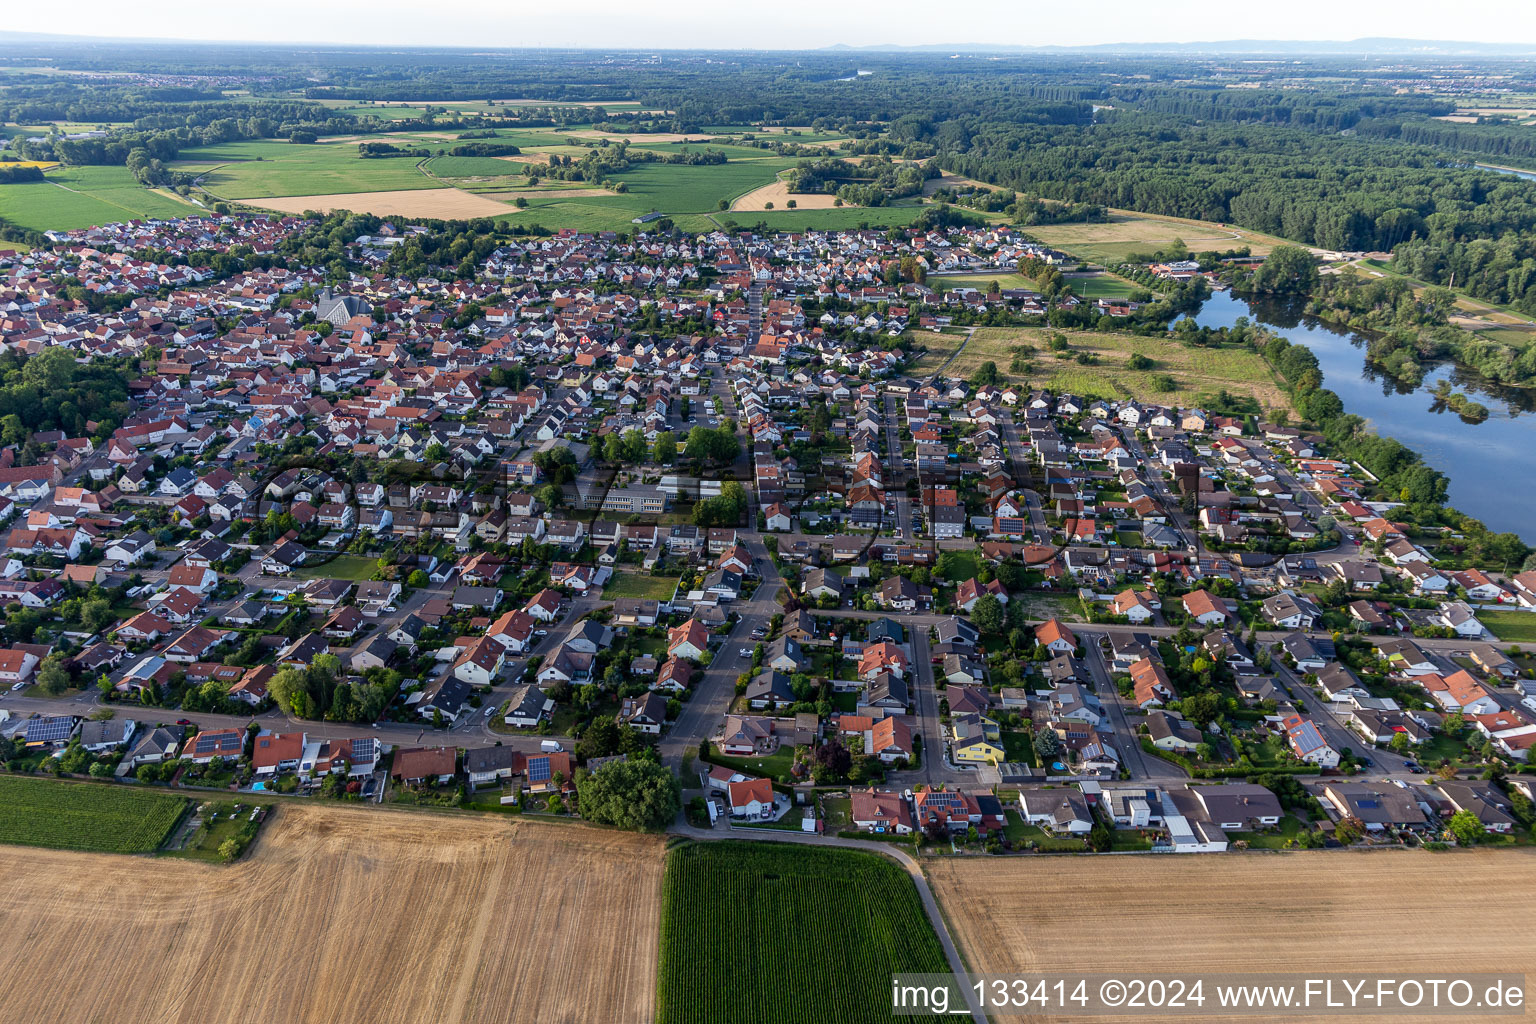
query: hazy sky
[{"left": 10, "top": 0, "right": 1536, "bottom": 50}]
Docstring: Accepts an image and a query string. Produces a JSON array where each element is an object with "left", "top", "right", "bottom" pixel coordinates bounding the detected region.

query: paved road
[
  {"left": 1079, "top": 629, "right": 1187, "bottom": 781},
  {"left": 669, "top": 822, "right": 987, "bottom": 1024},
  {"left": 659, "top": 538, "right": 783, "bottom": 769}
]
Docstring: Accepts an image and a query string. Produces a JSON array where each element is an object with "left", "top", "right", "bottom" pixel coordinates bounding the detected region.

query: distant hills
[
  {"left": 820, "top": 38, "right": 1536, "bottom": 56},
  {"left": 0, "top": 30, "right": 1533, "bottom": 57}
]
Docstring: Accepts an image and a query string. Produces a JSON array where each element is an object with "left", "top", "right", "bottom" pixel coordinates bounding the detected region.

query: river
[{"left": 1182, "top": 290, "right": 1536, "bottom": 539}]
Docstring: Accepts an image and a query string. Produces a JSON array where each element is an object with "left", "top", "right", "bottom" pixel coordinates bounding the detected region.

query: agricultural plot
[
  {"left": 656, "top": 841, "right": 949, "bottom": 1024},
  {"left": 0, "top": 164, "right": 198, "bottom": 232},
  {"left": 170, "top": 139, "right": 439, "bottom": 199},
  {"left": 501, "top": 156, "right": 798, "bottom": 232},
  {"left": 929, "top": 850, "right": 1536, "bottom": 1023},
  {"left": 256, "top": 188, "right": 515, "bottom": 220},
  {"left": 0, "top": 776, "right": 186, "bottom": 853},
  {"left": 1028, "top": 208, "right": 1294, "bottom": 264},
  {"left": 0, "top": 803, "right": 665, "bottom": 1024}
]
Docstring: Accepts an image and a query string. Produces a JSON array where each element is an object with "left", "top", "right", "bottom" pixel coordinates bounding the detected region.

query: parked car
[
  {"left": 176, "top": 718, "right": 193, "bottom": 726},
  {"left": 540, "top": 740, "right": 563, "bottom": 753}
]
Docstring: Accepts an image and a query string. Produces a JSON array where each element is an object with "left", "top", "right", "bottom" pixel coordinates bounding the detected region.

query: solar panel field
[{"left": 0, "top": 776, "right": 188, "bottom": 853}]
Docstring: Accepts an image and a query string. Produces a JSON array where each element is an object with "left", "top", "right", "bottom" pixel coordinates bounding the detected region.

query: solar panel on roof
[
  {"left": 26, "top": 717, "right": 74, "bottom": 742},
  {"left": 529, "top": 757, "right": 551, "bottom": 782},
  {"left": 1358, "top": 799, "right": 1380, "bottom": 809}
]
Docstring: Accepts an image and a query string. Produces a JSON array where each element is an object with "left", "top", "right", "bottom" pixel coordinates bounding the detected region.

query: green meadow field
[
  {"left": 0, "top": 165, "right": 198, "bottom": 231},
  {"left": 169, "top": 139, "right": 439, "bottom": 199}
]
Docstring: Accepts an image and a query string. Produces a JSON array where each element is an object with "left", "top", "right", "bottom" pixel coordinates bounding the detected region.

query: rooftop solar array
[
  {"left": 529, "top": 756, "right": 552, "bottom": 782},
  {"left": 24, "top": 717, "right": 75, "bottom": 742}
]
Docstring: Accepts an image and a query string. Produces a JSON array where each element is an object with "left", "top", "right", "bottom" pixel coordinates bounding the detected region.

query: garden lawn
[
  {"left": 708, "top": 746, "right": 795, "bottom": 780},
  {"left": 1003, "top": 812, "right": 1087, "bottom": 852},
  {"left": 294, "top": 554, "right": 381, "bottom": 581},
  {"left": 1479, "top": 610, "right": 1536, "bottom": 645},
  {"left": 601, "top": 572, "right": 679, "bottom": 601}
]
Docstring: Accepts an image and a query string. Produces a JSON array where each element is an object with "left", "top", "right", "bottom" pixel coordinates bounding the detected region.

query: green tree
[
  {"left": 574, "top": 759, "right": 680, "bottom": 832},
  {"left": 972, "top": 593, "right": 1005, "bottom": 634},
  {"left": 36, "top": 656, "right": 73, "bottom": 696},
  {"left": 1251, "top": 245, "right": 1319, "bottom": 296},
  {"left": 1446, "top": 809, "right": 1484, "bottom": 846},
  {"left": 653, "top": 430, "right": 677, "bottom": 464}
]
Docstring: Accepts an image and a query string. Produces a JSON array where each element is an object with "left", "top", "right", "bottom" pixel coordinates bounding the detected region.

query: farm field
[
  {"left": 171, "top": 139, "right": 439, "bottom": 199},
  {"left": 730, "top": 176, "right": 841, "bottom": 211},
  {"left": 698, "top": 203, "right": 935, "bottom": 235},
  {"left": 1028, "top": 208, "right": 1295, "bottom": 264},
  {"left": 0, "top": 803, "right": 666, "bottom": 1024},
  {"left": 656, "top": 840, "right": 950, "bottom": 1024},
  {"left": 501, "top": 156, "right": 799, "bottom": 232},
  {"left": 0, "top": 777, "right": 187, "bottom": 853},
  {"left": 0, "top": 164, "right": 198, "bottom": 231},
  {"left": 928, "top": 850, "right": 1536, "bottom": 1023},
  {"left": 937, "top": 327, "right": 1288, "bottom": 409},
  {"left": 256, "top": 188, "right": 515, "bottom": 219}
]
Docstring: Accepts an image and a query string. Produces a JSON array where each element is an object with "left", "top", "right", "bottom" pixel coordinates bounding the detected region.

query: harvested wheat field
[
  {"left": 254, "top": 188, "right": 514, "bottom": 219},
  {"left": 928, "top": 850, "right": 1536, "bottom": 1023},
  {"left": 566, "top": 129, "right": 715, "bottom": 144},
  {"left": 731, "top": 178, "right": 841, "bottom": 211},
  {"left": 0, "top": 803, "right": 665, "bottom": 1024}
]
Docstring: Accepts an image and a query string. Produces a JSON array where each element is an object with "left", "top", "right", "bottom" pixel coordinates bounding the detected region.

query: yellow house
[
  {"left": 952, "top": 736, "right": 1005, "bottom": 764},
  {"left": 950, "top": 714, "right": 1004, "bottom": 763}
]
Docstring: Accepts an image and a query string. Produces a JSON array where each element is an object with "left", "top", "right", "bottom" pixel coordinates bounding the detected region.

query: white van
[{"left": 540, "top": 740, "right": 563, "bottom": 753}]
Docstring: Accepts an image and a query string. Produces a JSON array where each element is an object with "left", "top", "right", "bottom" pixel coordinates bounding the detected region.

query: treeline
[
  {"left": 1106, "top": 86, "right": 1451, "bottom": 132},
  {"left": 529, "top": 141, "right": 726, "bottom": 183},
  {"left": 0, "top": 164, "right": 45, "bottom": 184},
  {"left": 449, "top": 142, "right": 522, "bottom": 157},
  {"left": 1255, "top": 328, "right": 1451, "bottom": 505},
  {"left": 1363, "top": 117, "right": 1536, "bottom": 164},
  {"left": 0, "top": 348, "right": 134, "bottom": 449},
  {"left": 358, "top": 141, "right": 429, "bottom": 158},
  {"left": 785, "top": 156, "right": 933, "bottom": 206}
]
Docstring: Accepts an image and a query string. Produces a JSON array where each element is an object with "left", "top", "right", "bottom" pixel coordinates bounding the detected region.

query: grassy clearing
[
  {"left": 0, "top": 777, "right": 187, "bottom": 853},
  {"left": 960, "top": 327, "right": 1289, "bottom": 410},
  {"left": 1028, "top": 208, "right": 1291, "bottom": 264},
  {"left": 656, "top": 841, "right": 952, "bottom": 1024},
  {"left": 0, "top": 165, "right": 198, "bottom": 231},
  {"left": 1478, "top": 610, "right": 1536, "bottom": 645},
  {"left": 600, "top": 571, "right": 679, "bottom": 601},
  {"left": 930, "top": 272, "right": 1034, "bottom": 292},
  {"left": 294, "top": 554, "right": 381, "bottom": 581}
]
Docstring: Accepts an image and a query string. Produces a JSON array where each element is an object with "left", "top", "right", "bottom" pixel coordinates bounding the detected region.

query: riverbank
[{"left": 1184, "top": 289, "right": 1535, "bottom": 540}]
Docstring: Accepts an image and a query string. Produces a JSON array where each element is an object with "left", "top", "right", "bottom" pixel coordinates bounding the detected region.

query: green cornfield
[
  {"left": 0, "top": 777, "right": 187, "bottom": 853},
  {"left": 656, "top": 841, "right": 951, "bottom": 1024}
]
